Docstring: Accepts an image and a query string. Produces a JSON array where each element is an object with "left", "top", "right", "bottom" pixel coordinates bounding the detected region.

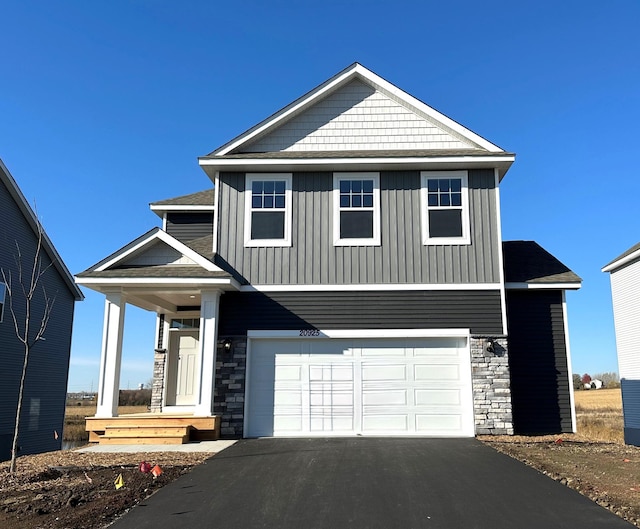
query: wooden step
[
  {"left": 104, "top": 426, "right": 191, "bottom": 438},
  {"left": 99, "top": 435, "right": 188, "bottom": 445}
]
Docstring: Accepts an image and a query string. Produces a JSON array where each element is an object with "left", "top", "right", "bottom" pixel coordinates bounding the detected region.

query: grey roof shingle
[
  {"left": 503, "top": 241, "right": 581, "bottom": 284},
  {"left": 150, "top": 189, "right": 214, "bottom": 207},
  {"left": 76, "top": 266, "right": 231, "bottom": 279}
]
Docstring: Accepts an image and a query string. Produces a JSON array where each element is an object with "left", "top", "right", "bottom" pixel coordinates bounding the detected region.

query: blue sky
[{"left": 1, "top": 1, "right": 638, "bottom": 391}]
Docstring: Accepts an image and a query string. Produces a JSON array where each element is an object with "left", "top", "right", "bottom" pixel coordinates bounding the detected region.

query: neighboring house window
[
  {"left": 244, "top": 173, "right": 292, "bottom": 247},
  {"left": 333, "top": 172, "right": 381, "bottom": 246},
  {"left": 421, "top": 171, "right": 470, "bottom": 245},
  {"left": 0, "top": 282, "right": 5, "bottom": 322},
  {"left": 170, "top": 318, "right": 200, "bottom": 329}
]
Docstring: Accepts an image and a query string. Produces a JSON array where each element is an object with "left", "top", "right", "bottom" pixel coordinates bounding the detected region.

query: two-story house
[{"left": 77, "top": 64, "right": 581, "bottom": 443}]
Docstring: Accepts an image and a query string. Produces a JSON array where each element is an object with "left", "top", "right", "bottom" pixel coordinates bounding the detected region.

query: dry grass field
[
  {"left": 63, "top": 404, "right": 149, "bottom": 442},
  {"left": 574, "top": 388, "right": 624, "bottom": 443}
]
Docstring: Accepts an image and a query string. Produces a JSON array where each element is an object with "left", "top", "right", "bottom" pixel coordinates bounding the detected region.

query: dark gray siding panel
[
  {"left": 219, "top": 290, "right": 503, "bottom": 335},
  {"left": 0, "top": 177, "right": 76, "bottom": 461},
  {"left": 166, "top": 212, "right": 213, "bottom": 242},
  {"left": 506, "top": 290, "right": 573, "bottom": 434},
  {"left": 217, "top": 169, "right": 501, "bottom": 286}
]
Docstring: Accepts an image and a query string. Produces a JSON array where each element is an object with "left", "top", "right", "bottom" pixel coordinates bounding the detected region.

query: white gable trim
[
  {"left": 209, "top": 63, "right": 504, "bottom": 157},
  {"left": 94, "top": 229, "right": 222, "bottom": 272},
  {"left": 150, "top": 205, "right": 215, "bottom": 212},
  {"left": 602, "top": 247, "right": 640, "bottom": 273}
]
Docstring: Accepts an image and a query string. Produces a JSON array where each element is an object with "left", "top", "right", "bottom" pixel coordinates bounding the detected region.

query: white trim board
[
  {"left": 505, "top": 282, "right": 582, "bottom": 290},
  {"left": 247, "top": 328, "right": 471, "bottom": 339},
  {"left": 240, "top": 283, "right": 502, "bottom": 292},
  {"left": 210, "top": 64, "right": 505, "bottom": 156}
]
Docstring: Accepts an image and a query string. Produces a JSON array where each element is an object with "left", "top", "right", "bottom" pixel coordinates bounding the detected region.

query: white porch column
[
  {"left": 95, "top": 292, "right": 126, "bottom": 418},
  {"left": 195, "top": 290, "right": 221, "bottom": 416}
]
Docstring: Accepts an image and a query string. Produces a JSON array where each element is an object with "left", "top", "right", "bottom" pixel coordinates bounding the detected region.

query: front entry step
[
  {"left": 100, "top": 426, "right": 191, "bottom": 445},
  {"left": 86, "top": 415, "right": 220, "bottom": 445}
]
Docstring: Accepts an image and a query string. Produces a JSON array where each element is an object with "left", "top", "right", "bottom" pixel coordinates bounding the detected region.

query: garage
[{"left": 245, "top": 334, "right": 474, "bottom": 437}]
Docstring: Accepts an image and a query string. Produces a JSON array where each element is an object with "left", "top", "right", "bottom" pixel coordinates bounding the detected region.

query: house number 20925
[{"left": 299, "top": 329, "right": 320, "bottom": 336}]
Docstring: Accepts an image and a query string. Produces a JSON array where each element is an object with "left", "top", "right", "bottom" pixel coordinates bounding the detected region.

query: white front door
[{"left": 169, "top": 330, "right": 200, "bottom": 406}]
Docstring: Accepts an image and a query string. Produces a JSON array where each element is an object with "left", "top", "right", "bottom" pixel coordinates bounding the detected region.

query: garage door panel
[
  {"left": 415, "top": 389, "right": 461, "bottom": 406},
  {"left": 414, "top": 364, "right": 460, "bottom": 381},
  {"left": 363, "top": 389, "right": 407, "bottom": 406},
  {"left": 274, "top": 390, "right": 302, "bottom": 406},
  {"left": 363, "top": 415, "right": 408, "bottom": 431},
  {"left": 416, "top": 414, "right": 462, "bottom": 432},
  {"left": 275, "top": 365, "right": 302, "bottom": 381},
  {"left": 363, "top": 364, "right": 406, "bottom": 381}
]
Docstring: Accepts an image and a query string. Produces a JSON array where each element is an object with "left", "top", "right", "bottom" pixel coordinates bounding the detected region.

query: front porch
[{"left": 86, "top": 413, "right": 221, "bottom": 445}]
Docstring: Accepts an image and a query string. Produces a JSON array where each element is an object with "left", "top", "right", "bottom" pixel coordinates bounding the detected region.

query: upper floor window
[
  {"left": 0, "top": 282, "right": 5, "bottom": 323},
  {"left": 244, "top": 173, "right": 292, "bottom": 247},
  {"left": 333, "top": 172, "right": 381, "bottom": 246},
  {"left": 421, "top": 171, "right": 470, "bottom": 245}
]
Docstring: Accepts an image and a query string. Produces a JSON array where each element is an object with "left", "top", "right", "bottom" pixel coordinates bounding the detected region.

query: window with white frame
[
  {"left": 421, "top": 171, "right": 470, "bottom": 245},
  {"left": 0, "top": 282, "right": 5, "bottom": 323},
  {"left": 333, "top": 173, "right": 380, "bottom": 246},
  {"left": 244, "top": 173, "right": 292, "bottom": 247}
]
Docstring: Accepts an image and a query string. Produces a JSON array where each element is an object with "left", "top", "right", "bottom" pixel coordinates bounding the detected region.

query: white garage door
[{"left": 246, "top": 336, "right": 474, "bottom": 437}]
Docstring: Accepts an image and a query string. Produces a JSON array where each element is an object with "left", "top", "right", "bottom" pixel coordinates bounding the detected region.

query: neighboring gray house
[
  {"left": 0, "top": 159, "right": 83, "bottom": 461},
  {"left": 603, "top": 242, "right": 640, "bottom": 445},
  {"left": 77, "top": 64, "right": 581, "bottom": 443}
]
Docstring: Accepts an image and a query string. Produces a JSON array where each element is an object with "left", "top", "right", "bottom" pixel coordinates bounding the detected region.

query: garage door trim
[{"left": 245, "top": 328, "right": 473, "bottom": 438}]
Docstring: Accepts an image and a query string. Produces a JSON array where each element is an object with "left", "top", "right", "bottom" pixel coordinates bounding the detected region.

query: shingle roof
[
  {"left": 503, "top": 241, "right": 582, "bottom": 284},
  {"left": 150, "top": 189, "right": 214, "bottom": 207},
  {"left": 76, "top": 266, "right": 231, "bottom": 279}
]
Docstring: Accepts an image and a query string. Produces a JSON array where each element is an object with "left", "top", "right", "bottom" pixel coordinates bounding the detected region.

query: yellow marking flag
[{"left": 114, "top": 473, "right": 124, "bottom": 490}]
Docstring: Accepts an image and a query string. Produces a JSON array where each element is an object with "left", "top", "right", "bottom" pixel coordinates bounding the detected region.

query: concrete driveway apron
[{"left": 109, "top": 438, "right": 633, "bottom": 529}]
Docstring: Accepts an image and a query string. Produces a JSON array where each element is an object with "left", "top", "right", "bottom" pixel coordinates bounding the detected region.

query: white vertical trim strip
[
  {"left": 494, "top": 168, "right": 508, "bottom": 336},
  {"left": 212, "top": 171, "right": 220, "bottom": 254},
  {"left": 562, "top": 291, "right": 578, "bottom": 433}
]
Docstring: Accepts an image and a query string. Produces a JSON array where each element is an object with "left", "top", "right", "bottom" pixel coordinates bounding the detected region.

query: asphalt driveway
[{"left": 110, "top": 438, "right": 632, "bottom": 529}]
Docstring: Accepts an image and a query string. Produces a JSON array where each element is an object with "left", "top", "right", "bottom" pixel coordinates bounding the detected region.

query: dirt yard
[{"left": 2, "top": 388, "right": 637, "bottom": 528}]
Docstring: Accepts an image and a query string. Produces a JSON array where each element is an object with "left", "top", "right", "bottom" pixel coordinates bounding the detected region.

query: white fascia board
[
  {"left": 240, "top": 283, "right": 502, "bottom": 292},
  {"left": 75, "top": 276, "right": 240, "bottom": 288},
  {"left": 211, "top": 63, "right": 505, "bottom": 156},
  {"left": 150, "top": 205, "right": 215, "bottom": 212},
  {"left": 94, "top": 230, "right": 221, "bottom": 272},
  {"left": 247, "top": 328, "right": 471, "bottom": 339},
  {"left": 602, "top": 249, "right": 640, "bottom": 273},
  {"left": 213, "top": 64, "right": 363, "bottom": 156},
  {"left": 349, "top": 64, "right": 504, "bottom": 153},
  {"left": 505, "top": 282, "right": 582, "bottom": 290},
  {"left": 199, "top": 155, "right": 515, "bottom": 171}
]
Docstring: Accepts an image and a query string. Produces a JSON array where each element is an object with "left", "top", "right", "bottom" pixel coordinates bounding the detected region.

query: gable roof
[
  {"left": 503, "top": 241, "right": 582, "bottom": 289},
  {"left": 602, "top": 241, "right": 640, "bottom": 273},
  {"left": 199, "top": 63, "right": 515, "bottom": 179},
  {"left": 0, "top": 159, "right": 83, "bottom": 301},
  {"left": 77, "top": 228, "right": 222, "bottom": 275}
]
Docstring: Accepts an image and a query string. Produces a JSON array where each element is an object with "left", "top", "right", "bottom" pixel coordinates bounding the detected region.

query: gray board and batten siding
[
  {"left": 505, "top": 289, "right": 573, "bottom": 435},
  {"left": 217, "top": 169, "right": 501, "bottom": 285},
  {"left": 0, "top": 175, "right": 77, "bottom": 461}
]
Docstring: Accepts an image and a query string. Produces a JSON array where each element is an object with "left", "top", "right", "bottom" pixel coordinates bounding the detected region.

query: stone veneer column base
[
  {"left": 470, "top": 337, "right": 514, "bottom": 435},
  {"left": 149, "top": 349, "right": 166, "bottom": 413},
  {"left": 214, "top": 338, "right": 247, "bottom": 438}
]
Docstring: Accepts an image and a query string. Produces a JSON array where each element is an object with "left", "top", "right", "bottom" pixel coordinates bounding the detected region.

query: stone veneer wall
[
  {"left": 470, "top": 337, "right": 514, "bottom": 435},
  {"left": 214, "top": 338, "right": 247, "bottom": 437},
  {"left": 150, "top": 348, "right": 166, "bottom": 413}
]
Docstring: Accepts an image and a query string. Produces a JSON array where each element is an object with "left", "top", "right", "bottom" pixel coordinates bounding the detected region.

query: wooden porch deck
[{"left": 85, "top": 414, "right": 221, "bottom": 445}]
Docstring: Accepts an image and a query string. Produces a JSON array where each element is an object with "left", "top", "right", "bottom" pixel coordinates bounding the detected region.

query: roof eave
[
  {"left": 199, "top": 154, "right": 515, "bottom": 181},
  {"left": 602, "top": 248, "right": 640, "bottom": 273},
  {"left": 505, "top": 281, "right": 582, "bottom": 290}
]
